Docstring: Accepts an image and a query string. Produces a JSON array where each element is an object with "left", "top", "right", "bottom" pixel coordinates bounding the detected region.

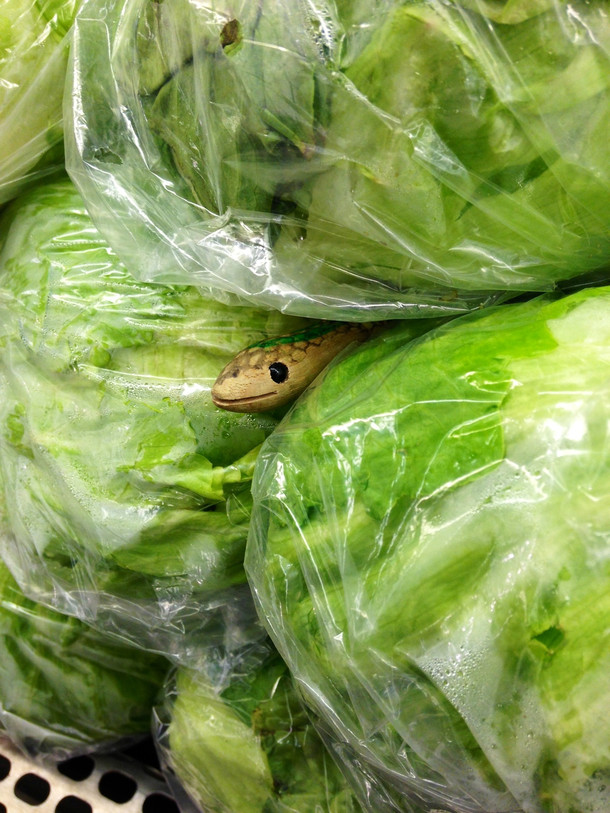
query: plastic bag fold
[
  {"left": 0, "top": 176, "right": 303, "bottom": 663},
  {"left": 66, "top": 0, "right": 610, "bottom": 319},
  {"left": 155, "top": 634, "right": 362, "bottom": 813},
  {"left": 0, "top": 556, "right": 168, "bottom": 761},
  {"left": 246, "top": 289, "right": 610, "bottom": 812},
  {"left": 0, "top": 0, "right": 80, "bottom": 204}
]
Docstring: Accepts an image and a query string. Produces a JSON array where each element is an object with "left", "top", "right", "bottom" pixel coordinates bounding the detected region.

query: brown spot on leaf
[{"left": 220, "top": 19, "right": 241, "bottom": 49}]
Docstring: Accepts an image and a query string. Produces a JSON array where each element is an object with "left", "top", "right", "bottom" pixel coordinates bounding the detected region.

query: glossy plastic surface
[
  {"left": 66, "top": 0, "right": 610, "bottom": 319},
  {"left": 0, "top": 177, "right": 303, "bottom": 663},
  {"left": 0, "top": 0, "right": 79, "bottom": 203},
  {"left": 247, "top": 288, "right": 610, "bottom": 812},
  {"left": 156, "top": 636, "right": 362, "bottom": 813}
]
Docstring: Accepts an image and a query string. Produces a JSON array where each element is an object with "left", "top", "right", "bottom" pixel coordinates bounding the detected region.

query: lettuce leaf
[
  {"left": 66, "top": 0, "right": 610, "bottom": 318},
  {"left": 165, "top": 640, "right": 360, "bottom": 812},
  {"left": 248, "top": 287, "right": 610, "bottom": 812},
  {"left": 0, "top": 0, "right": 79, "bottom": 203},
  {"left": 0, "top": 558, "right": 168, "bottom": 758},
  {"left": 0, "top": 177, "right": 303, "bottom": 658}
]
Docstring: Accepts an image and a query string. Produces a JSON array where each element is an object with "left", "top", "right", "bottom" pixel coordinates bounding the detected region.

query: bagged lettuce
[
  {"left": 66, "top": 0, "right": 610, "bottom": 320},
  {"left": 247, "top": 288, "right": 610, "bottom": 812},
  {"left": 0, "top": 0, "right": 80, "bottom": 204},
  {"left": 156, "top": 636, "right": 360, "bottom": 813},
  {"left": 0, "top": 557, "right": 168, "bottom": 760},
  {"left": 0, "top": 177, "right": 304, "bottom": 661}
]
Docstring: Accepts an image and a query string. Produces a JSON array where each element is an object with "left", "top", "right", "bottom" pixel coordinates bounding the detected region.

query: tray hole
[
  {"left": 98, "top": 770, "right": 137, "bottom": 804},
  {"left": 0, "top": 754, "right": 10, "bottom": 781},
  {"left": 58, "top": 755, "right": 95, "bottom": 782},
  {"left": 0, "top": 802, "right": 6, "bottom": 813},
  {"left": 143, "top": 792, "right": 180, "bottom": 813},
  {"left": 55, "top": 796, "right": 92, "bottom": 813},
  {"left": 121, "top": 738, "right": 160, "bottom": 771},
  {"left": 14, "top": 773, "right": 51, "bottom": 805}
]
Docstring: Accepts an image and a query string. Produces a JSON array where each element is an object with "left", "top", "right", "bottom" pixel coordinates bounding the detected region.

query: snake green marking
[{"left": 248, "top": 321, "right": 346, "bottom": 350}]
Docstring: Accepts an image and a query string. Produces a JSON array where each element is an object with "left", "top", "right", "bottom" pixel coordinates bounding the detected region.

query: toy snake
[{"left": 212, "top": 321, "right": 378, "bottom": 412}]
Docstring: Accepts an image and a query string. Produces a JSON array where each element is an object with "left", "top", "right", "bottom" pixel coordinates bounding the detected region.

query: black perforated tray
[{"left": 0, "top": 735, "right": 179, "bottom": 812}]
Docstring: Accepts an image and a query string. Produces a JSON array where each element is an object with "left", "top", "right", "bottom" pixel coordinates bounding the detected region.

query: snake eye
[{"left": 269, "top": 362, "right": 289, "bottom": 384}]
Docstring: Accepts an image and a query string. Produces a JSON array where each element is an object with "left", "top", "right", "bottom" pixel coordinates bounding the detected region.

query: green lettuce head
[
  {"left": 0, "top": 0, "right": 80, "bottom": 204},
  {"left": 247, "top": 287, "right": 610, "bottom": 812},
  {"left": 0, "top": 558, "right": 168, "bottom": 759},
  {"left": 66, "top": 0, "right": 610, "bottom": 319},
  {"left": 160, "top": 638, "right": 360, "bottom": 813},
  {"left": 0, "top": 177, "right": 303, "bottom": 661}
]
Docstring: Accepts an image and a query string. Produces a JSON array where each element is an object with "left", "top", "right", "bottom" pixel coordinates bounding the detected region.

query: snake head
[
  {"left": 211, "top": 345, "right": 312, "bottom": 412},
  {"left": 212, "top": 322, "right": 375, "bottom": 413}
]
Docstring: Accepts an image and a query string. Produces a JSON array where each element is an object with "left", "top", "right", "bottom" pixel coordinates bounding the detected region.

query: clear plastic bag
[
  {"left": 0, "top": 556, "right": 168, "bottom": 761},
  {"left": 65, "top": 0, "right": 610, "bottom": 320},
  {"left": 0, "top": 0, "right": 79, "bottom": 204},
  {"left": 0, "top": 176, "right": 304, "bottom": 662},
  {"left": 155, "top": 634, "right": 361, "bottom": 813},
  {"left": 246, "top": 288, "right": 610, "bottom": 812}
]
